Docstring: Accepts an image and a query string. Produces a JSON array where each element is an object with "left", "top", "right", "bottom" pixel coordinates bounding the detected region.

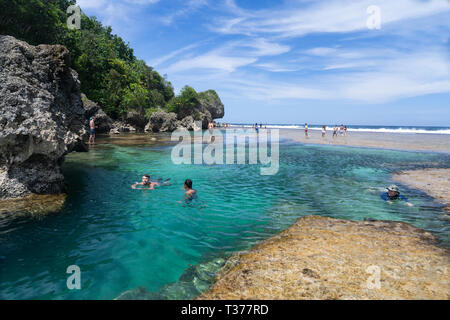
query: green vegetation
[{"left": 0, "top": 0, "right": 180, "bottom": 120}]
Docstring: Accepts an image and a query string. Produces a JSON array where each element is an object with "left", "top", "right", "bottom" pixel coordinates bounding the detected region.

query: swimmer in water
[
  {"left": 131, "top": 175, "right": 171, "bottom": 190},
  {"left": 183, "top": 179, "right": 197, "bottom": 200}
]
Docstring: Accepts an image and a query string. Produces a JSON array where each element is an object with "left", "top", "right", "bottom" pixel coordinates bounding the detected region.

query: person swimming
[
  {"left": 381, "top": 184, "right": 413, "bottom": 207},
  {"left": 131, "top": 175, "right": 171, "bottom": 190},
  {"left": 183, "top": 179, "right": 197, "bottom": 200}
]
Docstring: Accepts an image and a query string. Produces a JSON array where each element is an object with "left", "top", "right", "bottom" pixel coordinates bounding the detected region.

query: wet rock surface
[
  {"left": 0, "top": 35, "right": 87, "bottom": 199},
  {"left": 198, "top": 216, "right": 450, "bottom": 300}
]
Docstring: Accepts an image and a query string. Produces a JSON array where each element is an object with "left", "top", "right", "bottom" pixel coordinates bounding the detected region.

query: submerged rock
[
  {"left": 0, "top": 35, "right": 88, "bottom": 200},
  {"left": 198, "top": 216, "right": 450, "bottom": 300}
]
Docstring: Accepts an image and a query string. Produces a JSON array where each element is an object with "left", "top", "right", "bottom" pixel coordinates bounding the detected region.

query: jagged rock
[
  {"left": 198, "top": 90, "right": 224, "bottom": 119},
  {"left": 110, "top": 121, "right": 137, "bottom": 133},
  {"left": 125, "top": 111, "right": 147, "bottom": 131},
  {"left": 0, "top": 35, "right": 87, "bottom": 199},
  {"left": 178, "top": 116, "right": 201, "bottom": 131},
  {"left": 81, "top": 93, "right": 113, "bottom": 133},
  {"left": 145, "top": 111, "right": 179, "bottom": 132}
]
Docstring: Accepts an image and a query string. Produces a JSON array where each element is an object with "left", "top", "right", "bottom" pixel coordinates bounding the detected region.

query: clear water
[{"left": 0, "top": 133, "right": 449, "bottom": 300}]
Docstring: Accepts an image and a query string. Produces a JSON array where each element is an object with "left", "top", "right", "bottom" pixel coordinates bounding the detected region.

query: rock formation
[
  {"left": 145, "top": 90, "right": 225, "bottom": 132},
  {"left": 0, "top": 35, "right": 87, "bottom": 199},
  {"left": 198, "top": 216, "right": 450, "bottom": 300},
  {"left": 81, "top": 93, "right": 113, "bottom": 133}
]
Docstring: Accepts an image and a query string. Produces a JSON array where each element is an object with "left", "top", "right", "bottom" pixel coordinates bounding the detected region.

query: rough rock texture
[
  {"left": 0, "top": 35, "right": 87, "bottom": 199},
  {"left": 81, "top": 93, "right": 113, "bottom": 133},
  {"left": 392, "top": 168, "right": 450, "bottom": 212},
  {"left": 199, "top": 216, "right": 450, "bottom": 300},
  {"left": 145, "top": 111, "right": 179, "bottom": 132},
  {"left": 144, "top": 90, "right": 224, "bottom": 132},
  {"left": 178, "top": 116, "right": 201, "bottom": 131},
  {"left": 125, "top": 111, "right": 147, "bottom": 131},
  {"left": 198, "top": 90, "right": 224, "bottom": 119}
]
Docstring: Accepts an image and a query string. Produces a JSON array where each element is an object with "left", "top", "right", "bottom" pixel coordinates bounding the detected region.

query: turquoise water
[{"left": 0, "top": 133, "right": 449, "bottom": 299}]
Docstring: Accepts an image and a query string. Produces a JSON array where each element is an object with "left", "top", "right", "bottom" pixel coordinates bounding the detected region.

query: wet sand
[
  {"left": 199, "top": 216, "right": 450, "bottom": 300},
  {"left": 279, "top": 129, "right": 450, "bottom": 153},
  {"left": 393, "top": 169, "right": 450, "bottom": 212}
]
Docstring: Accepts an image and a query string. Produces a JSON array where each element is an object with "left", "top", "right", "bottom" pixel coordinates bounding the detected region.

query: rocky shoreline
[
  {"left": 392, "top": 168, "right": 450, "bottom": 212},
  {"left": 198, "top": 216, "right": 449, "bottom": 300}
]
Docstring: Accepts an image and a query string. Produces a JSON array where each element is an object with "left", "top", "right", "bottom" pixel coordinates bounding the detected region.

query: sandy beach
[
  {"left": 279, "top": 128, "right": 450, "bottom": 153},
  {"left": 199, "top": 216, "right": 450, "bottom": 300}
]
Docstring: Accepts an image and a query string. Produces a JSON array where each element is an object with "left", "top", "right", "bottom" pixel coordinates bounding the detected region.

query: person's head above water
[
  {"left": 184, "top": 179, "right": 193, "bottom": 189},
  {"left": 142, "top": 175, "right": 150, "bottom": 185},
  {"left": 387, "top": 184, "right": 400, "bottom": 197}
]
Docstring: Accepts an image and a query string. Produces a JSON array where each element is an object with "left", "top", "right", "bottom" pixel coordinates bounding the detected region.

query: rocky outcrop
[
  {"left": 81, "top": 93, "right": 113, "bottom": 133},
  {"left": 145, "top": 111, "right": 179, "bottom": 133},
  {"left": 199, "top": 216, "right": 450, "bottom": 300},
  {"left": 144, "top": 89, "right": 224, "bottom": 133},
  {"left": 125, "top": 111, "right": 147, "bottom": 131},
  {"left": 0, "top": 35, "right": 87, "bottom": 199},
  {"left": 198, "top": 90, "right": 224, "bottom": 119}
]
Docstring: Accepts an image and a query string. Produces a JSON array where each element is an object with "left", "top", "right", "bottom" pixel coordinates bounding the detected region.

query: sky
[{"left": 76, "top": 0, "right": 450, "bottom": 126}]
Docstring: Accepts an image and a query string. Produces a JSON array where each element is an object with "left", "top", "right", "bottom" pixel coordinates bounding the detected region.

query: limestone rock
[{"left": 0, "top": 35, "right": 88, "bottom": 199}]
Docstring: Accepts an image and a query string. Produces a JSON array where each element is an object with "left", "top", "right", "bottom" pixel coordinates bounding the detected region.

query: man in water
[
  {"left": 184, "top": 179, "right": 197, "bottom": 200},
  {"left": 381, "top": 185, "right": 413, "bottom": 206},
  {"left": 89, "top": 117, "right": 96, "bottom": 145},
  {"left": 131, "top": 175, "right": 171, "bottom": 190}
]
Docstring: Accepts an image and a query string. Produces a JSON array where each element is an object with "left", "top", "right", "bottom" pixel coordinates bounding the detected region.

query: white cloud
[{"left": 212, "top": 0, "right": 450, "bottom": 38}]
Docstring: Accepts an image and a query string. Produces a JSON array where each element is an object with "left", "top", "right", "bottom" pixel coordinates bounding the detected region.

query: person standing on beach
[
  {"left": 322, "top": 125, "right": 326, "bottom": 138},
  {"left": 333, "top": 125, "right": 338, "bottom": 138},
  {"left": 255, "top": 123, "right": 259, "bottom": 134},
  {"left": 344, "top": 126, "right": 348, "bottom": 136},
  {"left": 304, "top": 123, "right": 308, "bottom": 137},
  {"left": 340, "top": 124, "right": 345, "bottom": 136},
  {"left": 89, "top": 117, "right": 96, "bottom": 145}
]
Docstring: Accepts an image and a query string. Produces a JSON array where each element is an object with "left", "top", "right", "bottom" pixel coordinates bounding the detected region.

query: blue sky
[{"left": 76, "top": 0, "right": 450, "bottom": 126}]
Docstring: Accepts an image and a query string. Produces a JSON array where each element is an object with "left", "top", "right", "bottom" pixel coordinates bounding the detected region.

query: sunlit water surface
[{"left": 1, "top": 133, "right": 449, "bottom": 299}]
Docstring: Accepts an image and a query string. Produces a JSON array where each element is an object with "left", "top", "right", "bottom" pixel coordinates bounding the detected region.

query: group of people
[
  {"left": 303, "top": 123, "right": 348, "bottom": 138},
  {"left": 131, "top": 175, "right": 197, "bottom": 201}
]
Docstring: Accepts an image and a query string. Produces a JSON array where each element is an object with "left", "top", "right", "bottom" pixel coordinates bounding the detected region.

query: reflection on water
[{"left": 0, "top": 133, "right": 449, "bottom": 299}]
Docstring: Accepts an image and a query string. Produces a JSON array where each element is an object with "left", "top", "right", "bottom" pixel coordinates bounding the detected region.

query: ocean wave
[{"left": 228, "top": 124, "right": 450, "bottom": 135}]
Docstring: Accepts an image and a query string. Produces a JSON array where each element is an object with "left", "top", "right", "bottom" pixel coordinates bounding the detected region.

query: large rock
[
  {"left": 145, "top": 111, "right": 179, "bottom": 132},
  {"left": 81, "top": 93, "right": 113, "bottom": 133},
  {"left": 125, "top": 111, "right": 147, "bottom": 131},
  {"left": 199, "top": 216, "right": 450, "bottom": 300},
  {"left": 0, "top": 35, "right": 87, "bottom": 199},
  {"left": 198, "top": 90, "right": 224, "bottom": 119}
]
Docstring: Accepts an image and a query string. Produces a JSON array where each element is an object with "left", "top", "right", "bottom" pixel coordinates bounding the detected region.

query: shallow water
[{"left": 0, "top": 133, "right": 449, "bottom": 299}]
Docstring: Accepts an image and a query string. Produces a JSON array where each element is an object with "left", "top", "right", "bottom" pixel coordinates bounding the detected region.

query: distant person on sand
[
  {"left": 321, "top": 125, "right": 326, "bottom": 138},
  {"left": 184, "top": 179, "right": 197, "bottom": 200},
  {"left": 89, "top": 117, "right": 96, "bottom": 145},
  {"left": 304, "top": 123, "right": 308, "bottom": 137},
  {"left": 344, "top": 126, "right": 348, "bottom": 136},
  {"left": 333, "top": 125, "right": 338, "bottom": 138},
  {"left": 340, "top": 124, "right": 345, "bottom": 136},
  {"left": 131, "top": 175, "right": 171, "bottom": 190},
  {"left": 255, "top": 123, "right": 259, "bottom": 134},
  {"left": 381, "top": 185, "right": 413, "bottom": 207}
]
